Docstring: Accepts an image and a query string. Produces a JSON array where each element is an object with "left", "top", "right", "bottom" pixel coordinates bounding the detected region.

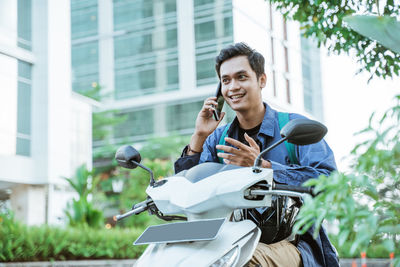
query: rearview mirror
[
  {"left": 115, "top": 145, "right": 142, "bottom": 169},
  {"left": 280, "top": 118, "right": 327, "bottom": 145},
  {"left": 253, "top": 118, "right": 327, "bottom": 171}
]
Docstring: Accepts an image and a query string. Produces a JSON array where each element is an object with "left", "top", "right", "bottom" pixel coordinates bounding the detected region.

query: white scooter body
[
  {"left": 134, "top": 164, "right": 275, "bottom": 267},
  {"left": 115, "top": 119, "right": 325, "bottom": 267},
  {"left": 136, "top": 220, "right": 260, "bottom": 267}
]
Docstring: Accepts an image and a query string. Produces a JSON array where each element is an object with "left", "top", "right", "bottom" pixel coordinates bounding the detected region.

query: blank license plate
[{"left": 134, "top": 218, "right": 225, "bottom": 245}]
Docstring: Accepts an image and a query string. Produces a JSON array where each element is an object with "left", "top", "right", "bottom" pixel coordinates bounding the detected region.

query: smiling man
[{"left": 174, "top": 43, "right": 339, "bottom": 267}]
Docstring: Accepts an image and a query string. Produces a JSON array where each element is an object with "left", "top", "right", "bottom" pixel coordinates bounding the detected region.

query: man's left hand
[{"left": 216, "top": 133, "right": 271, "bottom": 168}]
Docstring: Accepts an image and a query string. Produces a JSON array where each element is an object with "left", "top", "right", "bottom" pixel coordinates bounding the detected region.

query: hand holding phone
[{"left": 213, "top": 82, "right": 224, "bottom": 121}]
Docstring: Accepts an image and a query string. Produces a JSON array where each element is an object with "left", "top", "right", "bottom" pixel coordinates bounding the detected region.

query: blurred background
[{"left": 0, "top": 0, "right": 398, "bottom": 262}]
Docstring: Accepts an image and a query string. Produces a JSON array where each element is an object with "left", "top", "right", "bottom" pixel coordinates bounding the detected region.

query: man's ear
[{"left": 259, "top": 73, "right": 267, "bottom": 89}]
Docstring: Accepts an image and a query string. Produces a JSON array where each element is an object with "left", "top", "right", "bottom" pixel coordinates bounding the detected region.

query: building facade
[
  {"left": 0, "top": 0, "right": 94, "bottom": 225},
  {"left": 71, "top": 0, "right": 324, "bottom": 155}
]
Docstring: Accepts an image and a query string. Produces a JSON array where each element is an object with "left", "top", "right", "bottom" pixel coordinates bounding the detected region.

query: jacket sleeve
[
  {"left": 269, "top": 139, "right": 337, "bottom": 186},
  {"left": 174, "top": 129, "right": 221, "bottom": 174}
]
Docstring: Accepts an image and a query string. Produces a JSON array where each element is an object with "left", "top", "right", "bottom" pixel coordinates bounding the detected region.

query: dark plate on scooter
[{"left": 134, "top": 218, "right": 225, "bottom": 245}]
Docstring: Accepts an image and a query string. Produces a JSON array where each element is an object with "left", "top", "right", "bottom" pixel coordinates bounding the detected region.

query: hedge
[
  {"left": 0, "top": 215, "right": 145, "bottom": 262},
  {"left": 1, "top": 214, "right": 394, "bottom": 262}
]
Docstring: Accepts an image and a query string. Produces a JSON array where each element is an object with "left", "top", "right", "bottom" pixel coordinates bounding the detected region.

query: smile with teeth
[{"left": 230, "top": 94, "right": 245, "bottom": 100}]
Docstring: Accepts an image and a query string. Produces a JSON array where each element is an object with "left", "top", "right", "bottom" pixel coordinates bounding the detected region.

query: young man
[{"left": 174, "top": 43, "right": 339, "bottom": 267}]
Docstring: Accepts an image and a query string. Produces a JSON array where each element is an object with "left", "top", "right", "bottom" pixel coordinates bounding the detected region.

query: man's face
[{"left": 219, "top": 56, "right": 266, "bottom": 113}]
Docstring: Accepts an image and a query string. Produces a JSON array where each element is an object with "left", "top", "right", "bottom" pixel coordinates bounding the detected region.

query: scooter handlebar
[
  {"left": 249, "top": 183, "right": 315, "bottom": 198},
  {"left": 113, "top": 199, "right": 153, "bottom": 222},
  {"left": 273, "top": 184, "right": 314, "bottom": 196}
]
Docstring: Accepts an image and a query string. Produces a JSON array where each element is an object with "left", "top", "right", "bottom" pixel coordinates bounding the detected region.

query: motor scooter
[{"left": 113, "top": 118, "right": 326, "bottom": 267}]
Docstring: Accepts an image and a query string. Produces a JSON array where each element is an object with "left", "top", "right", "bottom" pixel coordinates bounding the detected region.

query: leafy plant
[
  {"left": 95, "top": 134, "right": 190, "bottom": 228},
  {"left": 139, "top": 134, "right": 191, "bottom": 161},
  {"left": 64, "top": 165, "right": 104, "bottom": 228},
  {"left": 100, "top": 158, "right": 174, "bottom": 229},
  {"left": 267, "top": 0, "right": 400, "bottom": 80},
  {"left": 294, "top": 95, "right": 400, "bottom": 265},
  {"left": 0, "top": 213, "right": 144, "bottom": 262},
  {"left": 80, "top": 83, "right": 127, "bottom": 160}
]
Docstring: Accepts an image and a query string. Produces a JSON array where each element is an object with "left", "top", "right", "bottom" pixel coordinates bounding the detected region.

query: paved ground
[
  {"left": 0, "top": 260, "right": 137, "bottom": 267},
  {"left": 0, "top": 258, "right": 393, "bottom": 266}
]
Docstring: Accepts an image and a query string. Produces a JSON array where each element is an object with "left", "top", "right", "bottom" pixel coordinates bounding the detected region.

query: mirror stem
[
  {"left": 132, "top": 160, "right": 156, "bottom": 187},
  {"left": 253, "top": 137, "right": 287, "bottom": 173}
]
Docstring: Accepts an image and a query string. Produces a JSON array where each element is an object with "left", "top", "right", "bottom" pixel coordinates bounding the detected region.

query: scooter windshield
[{"left": 181, "top": 162, "right": 242, "bottom": 183}]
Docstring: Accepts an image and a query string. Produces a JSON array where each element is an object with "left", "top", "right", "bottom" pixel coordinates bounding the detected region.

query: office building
[
  {"left": 0, "top": 0, "right": 95, "bottom": 225},
  {"left": 71, "top": 0, "right": 324, "bottom": 155}
]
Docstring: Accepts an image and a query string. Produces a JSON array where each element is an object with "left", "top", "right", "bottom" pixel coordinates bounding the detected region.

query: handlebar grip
[
  {"left": 113, "top": 205, "right": 147, "bottom": 222},
  {"left": 273, "top": 184, "right": 314, "bottom": 196}
]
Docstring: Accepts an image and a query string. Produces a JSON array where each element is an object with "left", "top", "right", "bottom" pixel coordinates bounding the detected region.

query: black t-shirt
[{"left": 238, "top": 123, "right": 262, "bottom": 148}]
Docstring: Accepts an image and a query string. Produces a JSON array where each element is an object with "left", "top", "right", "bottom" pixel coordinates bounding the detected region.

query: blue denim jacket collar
[{"left": 228, "top": 102, "right": 276, "bottom": 138}]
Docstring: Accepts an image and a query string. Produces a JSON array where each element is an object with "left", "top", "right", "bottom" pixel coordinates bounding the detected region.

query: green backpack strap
[
  {"left": 278, "top": 112, "right": 299, "bottom": 165},
  {"left": 217, "top": 123, "right": 231, "bottom": 164}
]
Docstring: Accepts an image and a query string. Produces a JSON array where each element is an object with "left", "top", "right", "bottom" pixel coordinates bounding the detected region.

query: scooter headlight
[{"left": 210, "top": 246, "right": 239, "bottom": 267}]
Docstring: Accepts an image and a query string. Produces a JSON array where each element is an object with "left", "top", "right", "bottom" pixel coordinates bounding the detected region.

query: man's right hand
[{"left": 188, "top": 97, "right": 225, "bottom": 155}]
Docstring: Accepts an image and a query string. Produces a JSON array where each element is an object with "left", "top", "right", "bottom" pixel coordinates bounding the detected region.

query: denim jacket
[{"left": 174, "top": 104, "right": 339, "bottom": 267}]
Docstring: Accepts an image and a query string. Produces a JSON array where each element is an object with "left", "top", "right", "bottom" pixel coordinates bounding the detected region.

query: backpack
[{"left": 217, "top": 112, "right": 299, "bottom": 165}]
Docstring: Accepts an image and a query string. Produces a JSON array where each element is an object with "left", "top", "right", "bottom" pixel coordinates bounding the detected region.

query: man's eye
[
  {"left": 222, "top": 79, "right": 229, "bottom": 84},
  {"left": 239, "top": 75, "right": 247, "bottom": 80}
]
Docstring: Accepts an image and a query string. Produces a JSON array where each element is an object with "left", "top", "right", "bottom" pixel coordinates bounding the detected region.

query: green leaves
[
  {"left": 293, "top": 95, "right": 400, "bottom": 260},
  {"left": 344, "top": 15, "right": 400, "bottom": 54},
  {"left": 64, "top": 165, "right": 104, "bottom": 228},
  {"left": 267, "top": 0, "right": 400, "bottom": 80},
  {"left": 0, "top": 214, "right": 145, "bottom": 261}
]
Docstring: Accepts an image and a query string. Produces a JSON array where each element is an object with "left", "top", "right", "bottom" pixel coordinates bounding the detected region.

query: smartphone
[{"left": 213, "top": 82, "right": 224, "bottom": 121}]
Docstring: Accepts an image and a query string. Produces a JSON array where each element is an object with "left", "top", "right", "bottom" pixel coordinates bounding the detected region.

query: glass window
[
  {"left": 114, "top": 108, "right": 154, "bottom": 138},
  {"left": 16, "top": 60, "right": 32, "bottom": 157},
  {"left": 71, "top": 0, "right": 98, "bottom": 40},
  {"left": 223, "top": 17, "right": 233, "bottom": 37},
  {"left": 72, "top": 73, "right": 99, "bottom": 95},
  {"left": 113, "top": 0, "right": 179, "bottom": 99},
  {"left": 195, "top": 21, "right": 215, "bottom": 43},
  {"left": 301, "top": 37, "right": 323, "bottom": 117},
  {"left": 140, "top": 69, "right": 156, "bottom": 89},
  {"left": 113, "top": 0, "right": 154, "bottom": 29},
  {"left": 16, "top": 137, "right": 30, "bottom": 156},
  {"left": 114, "top": 33, "right": 152, "bottom": 59},
  {"left": 72, "top": 41, "right": 98, "bottom": 66},
  {"left": 18, "top": 60, "right": 31, "bottom": 80},
  {"left": 196, "top": 58, "right": 216, "bottom": 82},
  {"left": 18, "top": 0, "right": 32, "bottom": 50},
  {"left": 194, "top": 0, "right": 233, "bottom": 86},
  {"left": 164, "top": 0, "right": 177, "bottom": 13},
  {"left": 167, "top": 65, "right": 179, "bottom": 85},
  {"left": 166, "top": 29, "right": 177, "bottom": 48},
  {"left": 114, "top": 67, "right": 156, "bottom": 99},
  {"left": 166, "top": 101, "right": 203, "bottom": 132},
  {"left": 17, "top": 81, "right": 31, "bottom": 135},
  {"left": 71, "top": 41, "right": 99, "bottom": 94},
  {"left": 194, "top": 0, "right": 215, "bottom": 7}
]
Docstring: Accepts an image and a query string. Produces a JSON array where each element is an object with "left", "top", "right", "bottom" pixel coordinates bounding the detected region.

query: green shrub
[
  {"left": 64, "top": 165, "right": 104, "bottom": 228},
  {"left": 0, "top": 214, "right": 145, "bottom": 262},
  {"left": 294, "top": 96, "right": 400, "bottom": 266},
  {"left": 329, "top": 234, "right": 394, "bottom": 258},
  {"left": 99, "top": 158, "right": 173, "bottom": 229}
]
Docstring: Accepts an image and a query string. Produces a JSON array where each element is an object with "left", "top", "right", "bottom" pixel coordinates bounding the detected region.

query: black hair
[{"left": 215, "top": 42, "right": 265, "bottom": 78}]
